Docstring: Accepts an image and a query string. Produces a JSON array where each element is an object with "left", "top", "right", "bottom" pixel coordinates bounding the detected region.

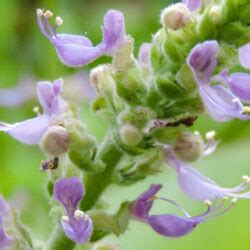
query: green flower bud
[
  {"left": 113, "top": 36, "right": 134, "bottom": 71},
  {"left": 119, "top": 123, "right": 143, "bottom": 147},
  {"left": 161, "top": 3, "right": 192, "bottom": 31},
  {"left": 173, "top": 131, "right": 204, "bottom": 162},
  {"left": 41, "top": 126, "right": 70, "bottom": 156}
]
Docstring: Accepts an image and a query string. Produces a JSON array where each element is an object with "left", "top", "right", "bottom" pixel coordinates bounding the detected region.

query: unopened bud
[
  {"left": 161, "top": 3, "right": 192, "bottom": 30},
  {"left": 90, "top": 64, "right": 115, "bottom": 95},
  {"left": 41, "top": 126, "right": 70, "bottom": 156},
  {"left": 113, "top": 36, "right": 134, "bottom": 70},
  {"left": 174, "top": 131, "right": 204, "bottom": 162},
  {"left": 120, "top": 123, "right": 143, "bottom": 147}
]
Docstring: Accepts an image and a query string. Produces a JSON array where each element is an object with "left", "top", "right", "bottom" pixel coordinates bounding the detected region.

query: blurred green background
[{"left": 0, "top": 0, "right": 250, "bottom": 249}]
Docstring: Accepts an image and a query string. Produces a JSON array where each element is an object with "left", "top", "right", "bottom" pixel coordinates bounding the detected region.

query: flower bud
[
  {"left": 161, "top": 3, "right": 192, "bottom": 30},
  {"left": 41, "top": 125, "right": 70, "bottom": 156},
  {"left": 113, "top": 36, "right": 134, "bottom": 70},
  {"left": 173, "top": 131, "right": 204, "bottom": 162},
  {"left": 90, "top": 64, "right": 116, "bottom": 96},
  {"left": 119, "top": 123, "right": 143, "bottom": 147}
]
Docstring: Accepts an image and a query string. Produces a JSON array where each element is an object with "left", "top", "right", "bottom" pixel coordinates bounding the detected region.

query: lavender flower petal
[
  {"left": 54, "top": 177, "right": 84, "bottom": 216},
  {"left": 167, "top": 149, "right": 250, "bottom": 201},
  {"left": 198, "top": 85, "right": 246, "bottom": 121},
  {"left": 187, "top": 41, "right": 219, "bottom": 85},
  {"left": 101, "top": 10, "right": 125, "bottom": 53},
  {"left": 0, "top": 115, "right": 51, "bottom": 144},
  {"left": 132, "top": 184, "right": 162, "bottom": 219},
  {"left": 226, "top": 73, "right": 250, "bottom": 102},
  {"left": 61, "top": 214, "right": 93, "bottom": 244},
  {"left": 147, "top": 214, "right": 201, "bottom": 237},
  {"left": 0, "top": 216, "right": 13, "bottom": 249},
  {"left": 183, "top": 0, "right": 202, "bottom": 11},
  {"left": 239, "top": 43, "right": 250, "bottom": 69}
]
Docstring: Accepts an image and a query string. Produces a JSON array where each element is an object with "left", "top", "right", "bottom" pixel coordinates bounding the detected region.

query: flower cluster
[{"left": 1, "top": 0, "right": 250, "bottom": 248}]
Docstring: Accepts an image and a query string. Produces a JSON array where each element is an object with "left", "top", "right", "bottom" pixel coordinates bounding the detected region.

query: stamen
[
  {"left": 55, "top": 17, "right": 63, "bottom": 26},
  {"left": 37, "top": 9, "right": 44, "bottom": 17},
  {"left": 194, "top": 131, "right": 200, "bottom": 136},
  {"left": 74, "top": 210, "right": 85, "bottom": 220},
  {"left": 242, "top": 106, "right": 250, "bottom": 113},
  {"left": 203, "top": 200, "right": 212, "bottom": 206},
  {"left": 62, "top": 215, "right": 69, "bottom": 222},
  {"left": 205, "top": 130, "right": 216, "bottom": 140},
  {"left": 158, "top": 197, "right": 191, "bottom": 218},
  {"left": 33, "top": 106, "right": 40, "bottom": 115},
  {"left": 44, "top": 10, "right": 53, "bottom": 18},
  {"left": 242, "top": 175, "right": 250, "bottom": 183}
]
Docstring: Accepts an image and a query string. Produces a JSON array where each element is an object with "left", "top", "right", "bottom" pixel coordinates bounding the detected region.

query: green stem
[
  {"left": 81, "top": 133, "right": 123, "bottom": 211},
  {"left": 43, "top": 226, "right": 75, "bottom": 250}
]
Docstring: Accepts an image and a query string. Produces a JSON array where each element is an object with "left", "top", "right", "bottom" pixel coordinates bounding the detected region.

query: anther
[
  {"left": 33, "top": 106, "right": 40, "bottom": 115},
  {"left": 74, "top": 210, "right": 85, "bottom": 220},
  {"left": 37, "top": 9, "right": 44, "bottom": 17},
  {"left": 205, "top": 130, "right": 216, "bottom": 140},
  {"left": 231, "top": 198, "right": 237, "bottom": 204},
  {"left": 222, "top": 196, "right": 229, "bottom": 200},
  {"left": 62, "top": 216, "right": 69, "bottom": 222},
  {"left": 44, "top": 10, "right": 53, "bottom": 18},
  {"left": 242, "top": 106, "right": 250, "bottom": 113},
  {"left": 55, "top": 16, "right": 63, "bottom": 26},
  {"left": 203, "top": 200, "right": 212, "bottom": 206}
]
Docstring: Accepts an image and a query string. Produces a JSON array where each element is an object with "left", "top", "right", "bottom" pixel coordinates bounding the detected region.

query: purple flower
[
  {"left": 54, "top": 177, "right": 93, "bottom": 244},
  {"left": 165, "top": 147, "right": 250, "bottom": 201},
  {"left": 37, "top": 9, "right": 126, "bottom": 67},
  {"left": 187, "top": 40, "right": 250, "bottom": 121},
  {"left": 239, "top": 43, "right": 250, "bottom": 69},
  {"left": 182, "top": 0, "right": 202, "bottom": 11},
  {"left": 131, "top": 185, "right": 236, "bottom": 238},
  {"left": 0, "top": 196, "right": 14, "bottom": 248},
  {"left": 0, "top": 79, "right": 66, "bottom": 144}
]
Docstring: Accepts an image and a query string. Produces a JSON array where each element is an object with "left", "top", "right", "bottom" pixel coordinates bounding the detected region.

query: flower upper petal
[
  {"left": 187, "top": 41, "right": 219, "bottom": 85},
  {"left": 54, "top": 177, "right": 84, "bottom": 217},
  {"left": 239, "top": 43, "right": 250, "bottom": 69},
  {"left": 132, "top": 184, "right": 162, "bottom": 220},
  {"left": 183, "top": 0, "right": 202, "bottom": 11}
]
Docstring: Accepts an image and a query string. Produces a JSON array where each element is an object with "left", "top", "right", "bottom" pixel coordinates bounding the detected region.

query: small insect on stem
[{"left": 40, "top": 157, "right": 59, "bottom": 171}]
